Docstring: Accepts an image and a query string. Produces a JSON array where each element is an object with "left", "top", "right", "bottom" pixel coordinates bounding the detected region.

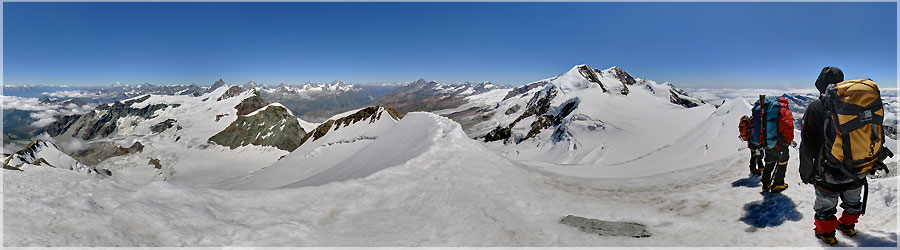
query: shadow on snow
[
  {"left": 740, "top": 192, "right": 802, "bottom": 228},
  {"left": 850, "top": 230, "right": 898, "bottom": 247},
  {"left": 731, "top": 174, "right": 761, "bottom": 188}
]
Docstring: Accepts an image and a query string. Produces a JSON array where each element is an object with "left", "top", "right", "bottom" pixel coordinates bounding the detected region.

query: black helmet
[{"left": 815, "top": 66, "right": 843, "bottom": 94}]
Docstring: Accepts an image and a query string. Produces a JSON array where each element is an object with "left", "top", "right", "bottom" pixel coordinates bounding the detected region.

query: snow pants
[
  {"left": 813, "top": 185, "right": 863, "bottom": 233},
  {"left": 761, "top": 147, "right": 788, "bottom": 189},
  {"left": 748, "top": 147, "right": 764, "bottom": 172}
]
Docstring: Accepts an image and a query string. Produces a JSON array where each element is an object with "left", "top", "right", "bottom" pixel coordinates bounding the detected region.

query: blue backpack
[{"left": 750, "top": 96, "right": 781, "bottom": 149}]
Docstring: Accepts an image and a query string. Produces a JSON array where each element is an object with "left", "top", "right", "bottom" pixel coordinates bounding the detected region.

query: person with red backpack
[
  {"left": 739, "top": 115, "right": 763, "bottom": 175},
  {"left": 749, "top": 94, "right": 795, "bottom": 193},
  {"left": 799, "top": 66, "right": 893, "bottom": 245}
]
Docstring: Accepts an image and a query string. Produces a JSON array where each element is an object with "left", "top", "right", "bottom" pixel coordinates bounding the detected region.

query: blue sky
[{"left": 3, "top": 2, "right": 897, "bottom": 88}]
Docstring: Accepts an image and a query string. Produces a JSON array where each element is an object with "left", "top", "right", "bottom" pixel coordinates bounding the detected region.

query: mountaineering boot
[
  {"left": 770, "top": 183, "right": 788, "bottom": 193},
  {"left": 815, "top": 215, "right": 840, "bottom": 245},
  {"left": 837, "top": 211, "right": 861, "bottom": 237},
  {"left": 815, "top": 230, "right": 838, "bottom": 246},
  {"left": 837, "top": 223, "right": 856, "bottom": 237}
]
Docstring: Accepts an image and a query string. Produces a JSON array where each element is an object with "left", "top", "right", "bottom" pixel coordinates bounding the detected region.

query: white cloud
[
  {"left": 2, "top": 95, "right": 95, "bottom": 128},
  {"left": 41, "top": 90, "right": 97, "bottom": 98},
  {"left": 31, "top": 117, "right": 59, "bottom": 128}
]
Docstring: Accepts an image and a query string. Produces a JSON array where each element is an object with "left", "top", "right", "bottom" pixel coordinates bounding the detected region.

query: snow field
[{"left": 5, "top": 112, "right": 896, "bottom": 246}]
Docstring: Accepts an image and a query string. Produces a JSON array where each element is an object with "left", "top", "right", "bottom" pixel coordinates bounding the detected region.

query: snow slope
[
  {"left": 220, "top": 106, "right": 402, "bottom": 189},
  {"left": 2, "top": 139, "right": 104, "bottom": 176},
  {"left": 471, "top": 65, "right": 714, "bottom": 175},
  {"left": 5, "top": 112, "right": 897, "bottom": 247},
  {"left": 44, "top": 85, "right": 307, "bottom": 185}
]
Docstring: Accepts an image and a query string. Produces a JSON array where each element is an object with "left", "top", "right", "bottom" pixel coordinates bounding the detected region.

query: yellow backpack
[{"left": 821, "top": 79, "right": 888, "bottom": 176}]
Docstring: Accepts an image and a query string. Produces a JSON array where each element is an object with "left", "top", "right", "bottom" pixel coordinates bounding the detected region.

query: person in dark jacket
[{"left": 799, "top": 66, "right": 864, "bottom": 245}]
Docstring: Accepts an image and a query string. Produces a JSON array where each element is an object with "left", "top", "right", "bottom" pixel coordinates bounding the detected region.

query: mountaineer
[
  {"left": 798, "top": 66, "right": 893, "bottom": 245},
  {"left": 749, "top": 94, "right": 794, "bottom": 193}
]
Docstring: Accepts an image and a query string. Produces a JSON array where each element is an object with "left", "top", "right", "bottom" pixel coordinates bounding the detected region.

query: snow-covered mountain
[
  {"left": 2, "top": 139, "right": 108, "bottom": 176},
  {"left": 39, "top": 83, "right": 309, "bottom": 184},
  {"left": 258, "top": 80, "right": 401, "bottom": 122},
  {"left": 443, "top": 64, "right": 711, "bottom": 171},
  {"left": 220, "top": 106, "right": 402, "bottom": 189},
  {"left": 369, "top": 78, "right": 508, "bottom": 115}
]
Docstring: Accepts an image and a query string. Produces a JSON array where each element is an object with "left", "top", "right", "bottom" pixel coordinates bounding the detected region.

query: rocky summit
[{"left": 209, "top": 104, "right": 307, "bottom": 151}]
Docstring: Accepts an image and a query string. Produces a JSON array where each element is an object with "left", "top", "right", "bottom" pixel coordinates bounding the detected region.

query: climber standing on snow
[
  {"left": 799, "top": 66, "right": 893, "bottom": 245},
  {"left": 749, "top": 93, "right": 794, "bottom": 193},
  {"left": 739, "top": 115, "right": 763, "bottom": 175}
]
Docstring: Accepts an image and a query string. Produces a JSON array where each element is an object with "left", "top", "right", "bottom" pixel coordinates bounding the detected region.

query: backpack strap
[{"left": 824, "top": 101, "right": 865, "bottom": 185}]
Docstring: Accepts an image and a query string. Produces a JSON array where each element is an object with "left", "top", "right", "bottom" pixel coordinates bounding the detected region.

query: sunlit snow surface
[
  {"left": 3, "top": 75, "right": 897, "bottom": 246},
  {"left": 4, "top": 112, "right": 897, "bottom": 247}
]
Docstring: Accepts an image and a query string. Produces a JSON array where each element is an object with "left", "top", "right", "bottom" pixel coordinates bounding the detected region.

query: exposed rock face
[
  {"left": 300, "top": 106, "right": 402, "bottom": 144},
  {"left": 150, "top": 119, "right": 177, "bottom": 133},
  {"left": 72, "top": 141, "right": 144, "bottom": 166},
  {"left": 209, "top": 105, "right": 307, "bottom": 151},
  {"left": 606, "top": 66, "right": 634, "bottom": 95},
  {"left": 234, "top": 91, "right": 270, "bottom": 116},
  {"left": 578, "top": 65, "right": 607, "bottom": 93},
  {"left": 2, "top": 139, "right": 109, "bottom": 176},
  {"left": 217, "top": 86, "right": 244, "bottom": 101},
  {"left": 670, "top": 89, "right": 701, "bottom": 108},
  {"left": 610, "top": 66, "right": 637, "bottom": 85},
  {"left": 503, "top": 81, "right": 547, "bottom": 101},
  {"left": 148, "top": 158, "right": 162, "bottom": 169},
  {"left": 44, "top": 95, "right": 180, "bottom": 140},
  {"left": 206, "top": 79, "right": 227, "bottom": 93},
  {"left": 485, "top": 86, "right": 561, "bottom": 143},
  {"left": 41, "top": 114, "right": 82, "bottom": 137}
]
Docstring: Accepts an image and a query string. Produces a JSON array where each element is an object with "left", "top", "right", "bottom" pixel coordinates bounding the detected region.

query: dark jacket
[{"left": 799, "top": 99, "right": 867, "bottom": 192}]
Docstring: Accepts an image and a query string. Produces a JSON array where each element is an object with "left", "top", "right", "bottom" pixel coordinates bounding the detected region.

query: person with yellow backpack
[
  {"left": 739, "top": 115, "right": 764, "bottom": 175},
  {"left": 799, "top": 66, "right": 894, "bottom": 245}
]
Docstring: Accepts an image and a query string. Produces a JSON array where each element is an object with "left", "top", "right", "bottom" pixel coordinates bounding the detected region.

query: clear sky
[{"left": 3, "top": 2, "right": 897, "bottom": 88}]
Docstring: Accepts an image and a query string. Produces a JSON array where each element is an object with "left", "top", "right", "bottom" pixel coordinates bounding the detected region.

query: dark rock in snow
[
  {"left": 217, "top": 86, "right": 244, "bottom": 101},
  {"left": 150, "top": 119, "right": 177, "bottom": 133},
  {"left": 560, "top": 215, "right": 651, "bottom": 238},
  {"left": 234, "top": 92, "right": 270, "bottom": 116},
  {"left": 209, "top": 105, "right": 307, "bottom": 151}
]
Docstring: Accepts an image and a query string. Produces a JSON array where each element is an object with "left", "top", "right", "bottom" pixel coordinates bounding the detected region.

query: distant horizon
[{"left": 3, "top": 2, "right": 898, "bottom": 88}]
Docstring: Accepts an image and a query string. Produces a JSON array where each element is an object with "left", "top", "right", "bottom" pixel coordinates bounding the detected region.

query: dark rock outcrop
[
  {"left": 485, "top": 86, "right": 564, "bottom": 143},
  {"left": 209, "top": 105, "right": 307, "bottom": 151},
  {"left": 60, "top": 96, "right": 179, "bottom": 140},
  {"left": 150, "top": 119, "right": 177, "bottom": 133},
  {"left": 73, "top": 141, "right": 144, "bottom": 166},
  {"left": 560, "top": 215, "right": 651, "bottom": 238},
  {"left": 299, "top": 106, "right": 402, "bottom": 145},
  {"left": 669, "top": 89, "right": 701, "bottom": 108},
  {"left": 503, "top": 81, "right": 546, "bottom": 101},
  {"left": 206, "top": 79, "right": 227, "bottom": 93},
  {"left": 578, "top": 65, "right": 607, "bottom": 93},
  {"left": 234, "top": 91, "right": 270, "bottom": 116},
  {"left": 217, "top": 86, "right": 244, "bottom": 101},
  {"left": 41, "top": 114, "right": 82, "bottom": 137}
]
